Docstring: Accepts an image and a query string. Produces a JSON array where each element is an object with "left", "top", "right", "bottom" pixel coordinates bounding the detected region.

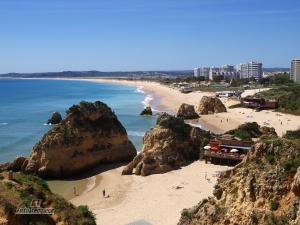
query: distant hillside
[{"left": 0, "top": 70, "right": 193, "bottom": 78}]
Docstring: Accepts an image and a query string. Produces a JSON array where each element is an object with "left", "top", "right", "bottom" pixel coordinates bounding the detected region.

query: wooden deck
[{"left": 204, "top": 150, "right": 245, "bottom": 165}]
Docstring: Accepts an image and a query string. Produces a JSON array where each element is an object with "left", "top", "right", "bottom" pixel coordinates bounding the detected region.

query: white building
[
  {"left": 195, "top": 64, "right": 235, "bottom": 80},
  {"left": 237, "top": 61, "right": 263, "bottom": 80},
  {"left": 194, "top": 67, "right": 210, "bottom": 79},
  {"left": 290, "top": 59, "right": 300, "bottom": 83},
  {"left": 194, "top": 68, "right": 200, "bottom": 77}
]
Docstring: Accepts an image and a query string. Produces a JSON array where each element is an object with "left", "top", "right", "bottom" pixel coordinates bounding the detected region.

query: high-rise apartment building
[
  {"left": 236, "top": 61, "right": 263, "bottom": 80},
  {"left": 290, "top": 59, "right": 300, "bottom": 83}
]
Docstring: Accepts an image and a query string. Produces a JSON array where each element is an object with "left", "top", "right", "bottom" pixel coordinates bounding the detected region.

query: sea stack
[
  {"left": 177, "top": 103, "right": 199, "bottom": 120},
  {"left": 122, "top": 113, "right": 210, "bottom": 176},
  {"left": 197, "top": 96, "right": 227, "bottom": 114},
  {"left": 47, "top": 111, "right": 62, "bottom": 124},
  {"left": 140, "top": 106, "right": 153, "bottom": 116},
  {"left": 21, "top": 101, "right": 137, "bottom": 178}
]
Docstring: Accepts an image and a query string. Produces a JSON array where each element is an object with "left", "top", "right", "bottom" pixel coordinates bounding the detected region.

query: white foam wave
[
  {"left": 142, "top": 94, "right": 153, "bottom": 107},
  {"left": 128, "top": 131, "right": 146, "bottom": 137},
  {"left": 135, "top": 86, "right": 145, "bottom": 94},
  {"left": 0, "top": 123, "right": 8, "bottom": 126},
  {"left": 83, "top": 176, "right": 96, "bottom": 194},
  {"left": 43, "top": 123, "right": 51, "bottom": 126}
]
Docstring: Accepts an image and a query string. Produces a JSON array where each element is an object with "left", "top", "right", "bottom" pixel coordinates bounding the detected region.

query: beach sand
[
  {"left": 70, "top": 162, "right": 230, "bottom": 225},
  {"left": 45, "top": 77, "right": 300, "bottom": 225},
  {"left": 78, "top": 78, "right": 300, "bottom": 136}
]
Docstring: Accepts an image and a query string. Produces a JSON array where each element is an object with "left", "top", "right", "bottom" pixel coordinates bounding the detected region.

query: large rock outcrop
[
  {"left": 177, "top": 104, "right": 199, "bottom": 120},
  {"left": 197, "top": 96, "right": 227, "bottom": 114},
  {"left": 122, "top": 113, "right": 210, "bottom": 176},
  {"left": 178, "top": 136, "right": 300, "bottom": 225},
  {"left": 21, "top": 101, "right": 137, "bottom": 178}
]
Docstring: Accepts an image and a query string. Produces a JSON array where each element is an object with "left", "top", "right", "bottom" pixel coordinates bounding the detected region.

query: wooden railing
[{"left": 204, "top": 150, "right": 245, "bottom": 161}]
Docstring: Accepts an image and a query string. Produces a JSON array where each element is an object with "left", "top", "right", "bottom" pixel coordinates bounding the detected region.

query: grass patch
[
  {"left": 282, "top": 158, "right": 300, "bottom": 172},
  {"left": 4, "top": 182, "right": 13, "bottom": 190},
  {"left": 270, "top": 200, "right": 279, "bottom": 211},
  {"left": 226, "top": 122, "right": 261, "bottom": 140},
  {"left": 265, "top": 154, "right": 275, "bottom": 164}
]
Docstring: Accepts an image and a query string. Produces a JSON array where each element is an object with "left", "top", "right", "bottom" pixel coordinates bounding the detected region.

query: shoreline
[{"left": 9, "top": 77, "right": 299, "bottom": 225}]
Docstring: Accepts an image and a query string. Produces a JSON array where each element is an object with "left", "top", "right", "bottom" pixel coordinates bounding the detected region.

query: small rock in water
[{"left": 47, "top": 111, "right": 62, "bottom": 124}]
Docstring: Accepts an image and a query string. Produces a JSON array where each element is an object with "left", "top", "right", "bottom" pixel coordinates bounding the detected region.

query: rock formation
[
  {"left": 226, "top": 122, "right": 278, "bottom": 140},
  {"left": 47, "top": 111, "right": 62, "bottom": 124},
  {"left": 177, "top": 103, "right": 199, "bottom": 120},
  {"left": 122, "top": 113, "right": 210, "bottom": 176},
  {"left": 197, "top": 96, "right": 227, "bottom": 114},
  {"left": 140, "top": 106, "right": 153, "bottom": 116},
  {"left": 0, "top": 171, "right": 96, "bottom": 225},
  {"left": 21, "top": 101, "right": 137, "bottom": 178},
  {"left": 178, "top": 135, "right": 300, "bottom": 225}
]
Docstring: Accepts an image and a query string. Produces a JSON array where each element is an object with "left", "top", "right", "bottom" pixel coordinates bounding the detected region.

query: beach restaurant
[
  {"left": 204, "top": 136, "right": 253, "bottom": 165},
  {"left": 241, "top": 96, "right": 279, "bottom": 109}
]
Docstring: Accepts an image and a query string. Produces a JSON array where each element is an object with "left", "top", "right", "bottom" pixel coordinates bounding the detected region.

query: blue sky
[{"left": 0, "top": 0, "right": 300, "bottom": 73}]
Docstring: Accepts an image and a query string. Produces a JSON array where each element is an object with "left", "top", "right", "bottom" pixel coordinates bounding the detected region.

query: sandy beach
[
  {"left": 70, "top": 162, "right": 230, "bottom": 225},
  {"left": 41, "top": 77, "right": 300, "bottom": 225},
  {"left": 74, "top": 78, "right": 300, "bottom": 136}
]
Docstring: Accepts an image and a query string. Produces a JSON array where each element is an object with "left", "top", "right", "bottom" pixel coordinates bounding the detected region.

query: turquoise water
[{"left": 0, "top": 79, "right": 157, "bottom": 163}]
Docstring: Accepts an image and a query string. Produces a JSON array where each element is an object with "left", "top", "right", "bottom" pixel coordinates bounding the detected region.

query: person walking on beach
[
  {"left": 102, "top": 189, "right": 106, "bottom": 198},
  {"left": 73, "top": 187, "right": 77, "bottom": 196}
]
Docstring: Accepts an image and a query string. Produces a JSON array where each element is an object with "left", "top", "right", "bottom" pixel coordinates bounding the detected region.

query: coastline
[
  {"left": 8, "top": 77, "right": 300, "bottom": 225},
  {"left": 58, "top": 77, "right": 300, "bottom": 136}
]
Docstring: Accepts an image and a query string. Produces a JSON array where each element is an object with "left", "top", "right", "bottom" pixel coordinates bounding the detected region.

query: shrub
[
  {"left": 78, "top": 205, "right": 96, "bottom": 224},
  {"left": 0, "top": 174, "right": 4, "bottom": 180},
  {"left": 5, "top": 182, "right": 13, "bottom": 189},
  {"left": 282, "top": 158, "right": 300, "bottom": 172},
  {"left": 265, "top": 154, "right": 275, "bottom": 164},
  {"left": 270, "top": 200, "right": 279, "bottom": 211}
]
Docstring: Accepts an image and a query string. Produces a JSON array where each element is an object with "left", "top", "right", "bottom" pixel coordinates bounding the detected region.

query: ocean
[{"left": 0, "top": 79, "right": 157, "bottom": 164}]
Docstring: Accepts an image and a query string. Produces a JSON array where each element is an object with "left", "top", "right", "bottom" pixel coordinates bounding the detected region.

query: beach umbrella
[
  {"left": 230, "top": 149, "right": 239, "bottom": 153},
  {"left": 204, "top": 146, "right": 211, "bottom": 150}
]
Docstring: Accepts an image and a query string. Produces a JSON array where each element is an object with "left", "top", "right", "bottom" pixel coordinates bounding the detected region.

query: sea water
[{"left": 0, "top": 79, "right": 157, "bottom": 163}]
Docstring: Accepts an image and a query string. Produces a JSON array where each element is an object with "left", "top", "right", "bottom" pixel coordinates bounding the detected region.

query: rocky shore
[{"left": 10, "top": 101, "right": 137, "bottom": 179}]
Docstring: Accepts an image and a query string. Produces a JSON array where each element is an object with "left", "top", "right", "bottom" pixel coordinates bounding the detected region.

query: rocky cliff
[
  {"left": 197, "top": 96, "right": 227, "bottom": 115},
  {"left": 122, "top": 113, "right": 210, "bottom": 176},
  {"left": 178, "top": 135, "right": 300, "bottom": 225},
  {"left": 0, "top": 171, "right": 96, "bottom": 225},
  {"left": 20, "top": 101, "right": 137, "bottom": 178},
  {"left": 177, "top": 103, "right": 199, "bottom": 120}
]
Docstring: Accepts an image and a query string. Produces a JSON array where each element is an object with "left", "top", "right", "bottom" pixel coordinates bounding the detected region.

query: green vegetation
[
  {"left": 255, "top": 83, "right": 300, "bottom": 115},
  {"left": 259, "top": 73, "right": 292, "bottom": 86},
  {"left": 226, "top": 122, "right": 262, "bottom": 140},
  {"left": 265, "top": 154, "right": 275, "bottom": 164},
  {"left": 262, "top": 138, "right": 283, "bottom": 147},
  {"left": 282, "top": 158, "right": 300, "bottom": 172},
  {"left": 270, "top": 200, "right": 279, "bottom": 211},
  {"left": 283, "top": 130, "right": 300, "bottom": 140},
  {"left": 4, "top": 181, "right": 13, "bottom": 190},
  {"left": 0, "top": 172, "right": 96, "bottom": 225}
]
